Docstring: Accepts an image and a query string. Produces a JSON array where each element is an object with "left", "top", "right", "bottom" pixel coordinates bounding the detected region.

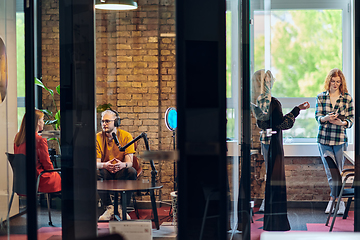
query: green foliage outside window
[
  {"left": 255, "top": 10, "right": 342, "bottom": 98},
  {"left": 253, "top": 10, "right": 342, "bottom": 140},
  {"left": 16, "top": 13, "right": 25, "bottom": 129}
]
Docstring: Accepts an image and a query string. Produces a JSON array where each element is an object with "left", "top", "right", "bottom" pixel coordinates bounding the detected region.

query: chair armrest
[
  {"left": 341, "top": 168, "right": 354, "bottom": 177},
  {"left": 37, "top": 168, "right": 61, "bottom": 193},
  {"left": 343, "top": 172, "right": 354, "bottom": 181},
  {"left": 39, "top": 168, "right": 61, "bottom": 177}
]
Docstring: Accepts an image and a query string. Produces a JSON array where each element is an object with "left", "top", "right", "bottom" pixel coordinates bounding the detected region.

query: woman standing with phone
[{"left": 315, "top": 68, "right": 354, "bottom": 215}]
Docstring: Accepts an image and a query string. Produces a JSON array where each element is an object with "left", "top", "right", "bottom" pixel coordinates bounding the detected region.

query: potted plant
[{"left": 35, "top": 77, "right": 61, "bottom": 156}]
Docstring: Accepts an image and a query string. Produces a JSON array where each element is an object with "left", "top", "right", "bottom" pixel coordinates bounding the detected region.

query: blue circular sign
[{"left": 165, "top": 107, "right": 177, "bottom": 131}]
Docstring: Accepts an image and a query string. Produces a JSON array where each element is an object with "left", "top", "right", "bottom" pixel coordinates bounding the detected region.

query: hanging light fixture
[{"left": 95, "top": 0, "right": 138, "bottom": 10}]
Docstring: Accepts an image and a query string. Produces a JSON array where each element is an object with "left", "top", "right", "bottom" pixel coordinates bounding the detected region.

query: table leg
[
  {"left": 122, "top": 191, "right": 127, "bottom": 221},
  {"left": 113, "top": 192, "right": 121, "bottom": 221},
  {"left": 150, "top": 189, "right": 160, "bottom": 230}
]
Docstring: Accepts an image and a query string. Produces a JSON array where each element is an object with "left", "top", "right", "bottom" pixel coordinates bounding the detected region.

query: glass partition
[
  {"left": 3, "top": 0, "right": 179, "bottom": 238},
  {"left": 248, "top": 0, "right": 355, "bottom": 239},
  {"left": 226, "top": 0, "right": 241, "bottom": 235},
  {"left": 94, "top": 0, "right": 177, "bottom": 219},
  {"left": 1, "top": 0, "right": 27, "bottom": 237}
]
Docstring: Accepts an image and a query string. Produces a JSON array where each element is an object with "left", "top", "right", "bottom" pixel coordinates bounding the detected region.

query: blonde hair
[
  {"left": 324, "top": 68, "right": 348, "bottom": 94},
  {"left": 14, "top": 109, "right": 44, "bottom": 146},
  {"left": 101, "top": 109, "right": 117, "bottom": 119}
]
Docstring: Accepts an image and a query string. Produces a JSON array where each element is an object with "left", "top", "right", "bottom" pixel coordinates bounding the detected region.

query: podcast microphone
[{"left": 112, "top": 132, "right": 120, "bottom": 147}]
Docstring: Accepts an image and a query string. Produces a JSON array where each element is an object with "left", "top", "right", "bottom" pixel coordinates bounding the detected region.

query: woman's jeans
[
  {"left": 318, "top": 143, "right": 347, "bottom": 198},
  {"left": 261, "top": 143, "right": 270, "bottom": 198}
]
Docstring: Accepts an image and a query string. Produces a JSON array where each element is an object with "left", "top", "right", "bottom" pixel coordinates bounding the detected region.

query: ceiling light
[{"left": 95, "top": 0, "right": 138, "bottom": 10}]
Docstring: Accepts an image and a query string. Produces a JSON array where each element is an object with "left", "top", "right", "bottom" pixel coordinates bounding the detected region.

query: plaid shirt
[
  {"left": 257, "top": 93, "right": 271, "bottom": 114},
  {"left": 315, "top": 91, "right": 354, "bottom": 146}
]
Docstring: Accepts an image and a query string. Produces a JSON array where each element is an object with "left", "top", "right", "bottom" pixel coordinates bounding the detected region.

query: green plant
[
  {"left": 35, "top": 78, "right": 61, "bottom": 154},
  {"left": 35, "top": 77, "right": 60, "bottom": 144},
  {"left": 96, "top": 103, "right": 113, "bottom": 113}
]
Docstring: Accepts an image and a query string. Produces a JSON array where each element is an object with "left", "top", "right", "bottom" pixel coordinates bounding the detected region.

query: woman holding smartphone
[{"left": 315, "top": 68, "right": 354, "bottom": 215}]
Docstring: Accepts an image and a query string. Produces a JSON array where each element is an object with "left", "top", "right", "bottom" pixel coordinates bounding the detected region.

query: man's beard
[{"left": 103, "top": 126, "right": 114, "bottom": 134}]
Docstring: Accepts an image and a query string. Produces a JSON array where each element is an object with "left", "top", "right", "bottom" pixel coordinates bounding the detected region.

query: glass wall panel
[
  {"left": 226, "top": 0, "right": 240, "bottom": 235},
  {"left": 94, "top": 0, "right": 177, "bottom": 214},
  {"left": 1, "top": 0, "right": 27, "bottom": 238},
  {"left": 248, "top": 0, "right": 355, "bottom": 239}
]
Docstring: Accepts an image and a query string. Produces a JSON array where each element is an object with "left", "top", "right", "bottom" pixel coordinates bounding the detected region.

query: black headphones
[{"left": 110, "top": 109, "right": 121, "bottom": 127}]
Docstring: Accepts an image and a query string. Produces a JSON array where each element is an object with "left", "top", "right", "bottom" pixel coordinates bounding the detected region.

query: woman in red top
[{"left": 14, "top": 109, "right": 61, "bottom": 193}]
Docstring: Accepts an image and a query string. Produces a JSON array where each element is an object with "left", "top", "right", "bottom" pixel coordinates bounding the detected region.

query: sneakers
[
  {"left": 99, "top": 205, "right": 114, "bottom": 221},
  {"left": 118, "top": 206, "right": 131, "bottom": 220},
  {"left": 259, "top": 199, "right": 265, "bottom": 212},
  {"left": 337, "top": 201, "right": 346, "bottom": 215},
  {"left": 325, "top": 200, "right": 346, "bottom": 215},
  {"left": 325, "top": 200, "right": 333, "bottom": 214},
  {"left": 98, "top": 205, "right": 131, "bottom": 221}
]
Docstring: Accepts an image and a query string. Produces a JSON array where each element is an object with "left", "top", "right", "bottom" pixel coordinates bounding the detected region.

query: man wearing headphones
[{"left": 96, "top": 109, "right": 137, "bottom": 221}]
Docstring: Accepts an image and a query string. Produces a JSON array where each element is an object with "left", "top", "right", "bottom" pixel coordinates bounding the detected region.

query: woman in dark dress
[{"left": 252, "top": 69, "right": 309, "bottom": 231}]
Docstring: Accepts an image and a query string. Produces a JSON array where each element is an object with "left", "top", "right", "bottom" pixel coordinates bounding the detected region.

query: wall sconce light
[{"left": 95, "top": 0, "right": 138, "bottom": 10}]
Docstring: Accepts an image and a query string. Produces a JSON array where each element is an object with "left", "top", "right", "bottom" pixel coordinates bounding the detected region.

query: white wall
[{"left": 0, "top": 0, "right": 19, "bottom": 221}]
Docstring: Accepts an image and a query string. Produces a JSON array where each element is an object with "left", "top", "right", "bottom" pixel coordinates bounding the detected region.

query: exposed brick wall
[
  {"left": 41, "top": 0, "right": 60, "bottom": 153},
  {"left": 41, "top": 0, "right": 60, "bottom": 119}
]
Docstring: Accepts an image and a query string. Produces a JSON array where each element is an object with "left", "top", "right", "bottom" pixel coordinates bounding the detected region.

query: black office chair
[
  {"left": 6, "top": 152, "right": 61, "bottom": 226},
  {"left": 324, "top": 156, "right": 354, "bottom": 232}
]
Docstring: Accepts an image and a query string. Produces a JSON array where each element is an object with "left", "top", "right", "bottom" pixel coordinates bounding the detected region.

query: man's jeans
[{"left": 98, "top": 167, "right": 137, "bottom": 207}]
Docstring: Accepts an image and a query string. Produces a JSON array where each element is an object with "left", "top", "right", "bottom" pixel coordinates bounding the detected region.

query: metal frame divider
[
  {"left": 24, "top": 0, "right": 37, "bottom": 239},
  {"left": 354, "top": 0, "right": 360, "bottom": 232}
]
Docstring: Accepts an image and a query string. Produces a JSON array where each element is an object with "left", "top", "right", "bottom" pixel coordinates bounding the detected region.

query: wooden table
[
  {"left": 97, "top": 180, "right": 163, "bottom": 229},
  {"left": 344, "top": 150, "right": 355, "bottom": 165}
]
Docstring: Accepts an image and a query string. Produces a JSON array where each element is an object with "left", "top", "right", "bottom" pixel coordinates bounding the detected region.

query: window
[
  {"left": 226, "top": 0, "right": 240, "bottom": 141},
  {"left": 16, "top": 10, "right": 25, "bottom": 128},
  {"left": 251, "top": 0, "right": 352, "bottom": 156}
]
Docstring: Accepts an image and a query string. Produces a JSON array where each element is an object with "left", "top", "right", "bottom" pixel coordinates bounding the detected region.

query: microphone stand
[
  {"left": 117, "top": 132, "right": 157, "bottom": 185},
  {"left": 172, "top": 130, "right": 177, "bottom": 191}
]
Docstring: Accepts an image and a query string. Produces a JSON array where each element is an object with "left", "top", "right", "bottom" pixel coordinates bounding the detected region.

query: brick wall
[{"left": 251, "top": 154, "right": 331, "bottom": 201}]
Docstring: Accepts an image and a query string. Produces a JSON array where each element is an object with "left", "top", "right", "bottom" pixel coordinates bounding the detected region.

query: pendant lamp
[{"left": 95, "top": 0, "right": 138, "bottom": 10}]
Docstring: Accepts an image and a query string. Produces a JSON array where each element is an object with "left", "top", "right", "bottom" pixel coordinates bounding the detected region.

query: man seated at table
[{"left": 97, "top": 109, "right": 137, "bottom": 220}]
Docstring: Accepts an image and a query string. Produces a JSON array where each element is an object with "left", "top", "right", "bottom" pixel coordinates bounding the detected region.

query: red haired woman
[
  {"left": 14, "top": 109, "right": 61, "bottom": 193},
  {"left": 315, "top": 68, "right": 354, "bottom": 215}
]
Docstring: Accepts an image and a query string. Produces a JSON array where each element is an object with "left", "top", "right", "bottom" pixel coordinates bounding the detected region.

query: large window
[
  {"left": 251, "top": 0, "right": 352, "bottom": 155},
  {"left": 16, "top": 11, "right": 25, "bottom": 128}
]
